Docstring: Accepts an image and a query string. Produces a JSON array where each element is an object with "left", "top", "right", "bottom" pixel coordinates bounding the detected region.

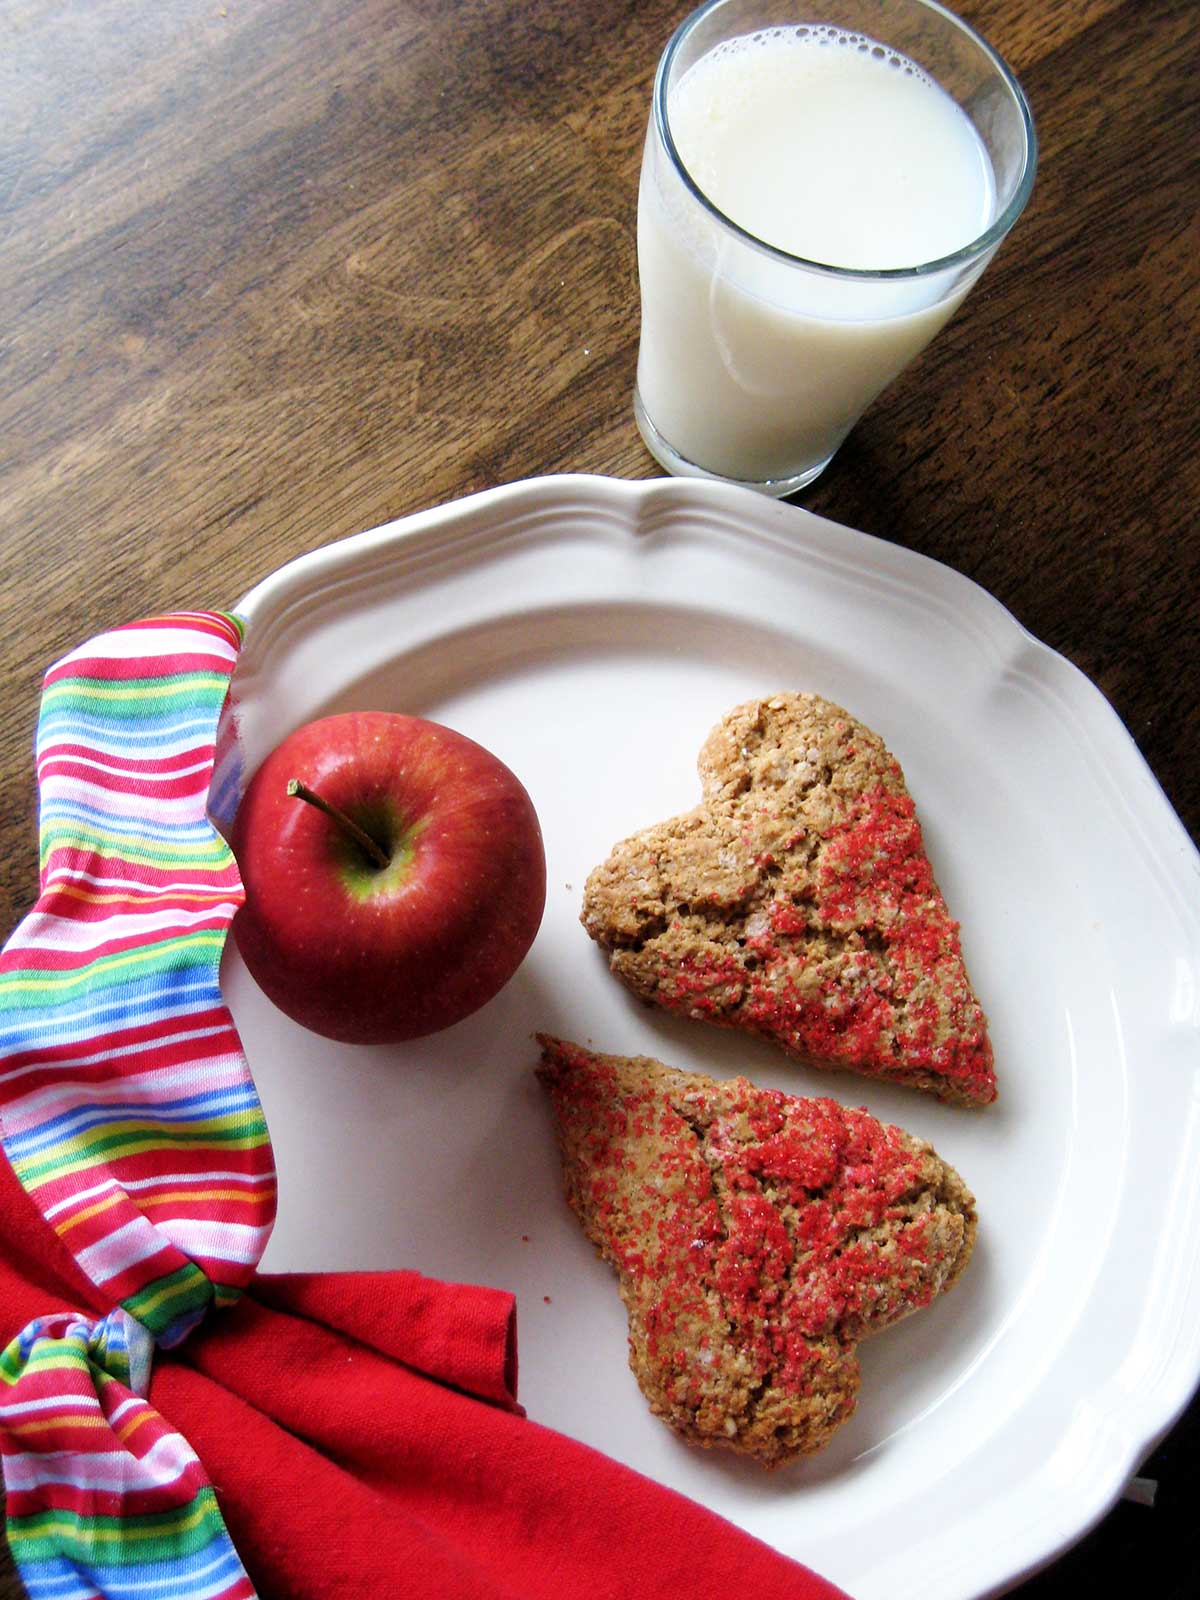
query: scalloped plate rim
[{"left": 229, "top": 473, "right": 1200, "bottom": 1600}]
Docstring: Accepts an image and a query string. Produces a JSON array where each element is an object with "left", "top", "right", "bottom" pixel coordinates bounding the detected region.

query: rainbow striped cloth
[{"left": 0, "top": 613, "right": 273, "bottom": 1599}]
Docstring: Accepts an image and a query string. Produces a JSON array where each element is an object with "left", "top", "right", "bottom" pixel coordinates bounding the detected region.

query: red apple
[{"left": 229, "top": 711, "right": 546, "bottom": 1043}]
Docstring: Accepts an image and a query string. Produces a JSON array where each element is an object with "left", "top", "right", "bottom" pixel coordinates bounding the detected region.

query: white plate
[{"left": 223, "top": 474, "right": 1200, "bottom": 1600}]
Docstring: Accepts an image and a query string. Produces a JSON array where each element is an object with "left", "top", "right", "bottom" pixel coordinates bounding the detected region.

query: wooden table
[{"left": 1, "top": 1, "right": 1195, "bottom": 1595}]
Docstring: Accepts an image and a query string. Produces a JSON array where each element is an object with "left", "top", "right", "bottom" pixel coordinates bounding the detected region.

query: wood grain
[{"left": 0, "top": 1, "right": 1195, "bottom": 1596}]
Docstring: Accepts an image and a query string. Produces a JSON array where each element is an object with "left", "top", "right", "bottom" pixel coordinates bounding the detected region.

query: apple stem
[{"left": 286, "top": 778, "right": 391, "bottom": 870}]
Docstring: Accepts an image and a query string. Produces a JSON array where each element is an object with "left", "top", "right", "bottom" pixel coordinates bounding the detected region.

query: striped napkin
[{"left": 0, "top": 613, "right": 268, "bottom": 1599}]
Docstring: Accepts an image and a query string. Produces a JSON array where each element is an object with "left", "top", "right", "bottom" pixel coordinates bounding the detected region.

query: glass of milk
[{"left": 634, "top": 0, "right": 1037, "bottom": 494}]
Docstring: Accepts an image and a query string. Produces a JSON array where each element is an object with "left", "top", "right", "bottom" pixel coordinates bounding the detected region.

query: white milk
[{"left": 636, "top": 24, "right": 999, "bottom": 487}]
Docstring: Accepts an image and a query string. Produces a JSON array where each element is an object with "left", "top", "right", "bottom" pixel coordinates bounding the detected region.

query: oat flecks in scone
[
  {"left": 537, "top": 1035, "right": 977, "bottom": 1468},
  {"left": 581, "top": 692, "right": 996, "bottom": 1106}
]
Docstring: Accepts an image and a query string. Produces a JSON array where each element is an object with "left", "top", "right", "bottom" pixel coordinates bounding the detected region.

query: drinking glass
[{"left": 633, "top": 0, "right": 1037, "bottom": 495}]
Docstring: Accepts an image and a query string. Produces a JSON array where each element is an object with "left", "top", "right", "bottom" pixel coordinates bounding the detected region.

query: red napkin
[{"left": 0, "top": 1150, "right": 849, "bottom": 1599}]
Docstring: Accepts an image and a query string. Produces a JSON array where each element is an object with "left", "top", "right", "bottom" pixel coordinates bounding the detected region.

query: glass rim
[{"left": 653, "top": 0, "right": 1039, "bottom": 281}]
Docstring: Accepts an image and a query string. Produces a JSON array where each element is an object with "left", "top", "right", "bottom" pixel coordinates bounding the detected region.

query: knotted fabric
[
  {"left": 0, "top": 611, "right": 851, "bottom": 1600},
  {"left": 0, "top": 613, "right": 267, "bottom": 1597}
]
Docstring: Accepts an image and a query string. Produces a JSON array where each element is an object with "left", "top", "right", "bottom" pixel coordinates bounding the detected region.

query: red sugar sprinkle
[
  {"left": 542, "top": 1042, "right": 956, "bottom": 1398},
  {"left": 650, "top": 782, "right": 994, "bottom": 1102}
]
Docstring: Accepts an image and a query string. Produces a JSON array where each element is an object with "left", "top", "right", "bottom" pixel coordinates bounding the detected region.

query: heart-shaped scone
[
  {"left": 581, "top": 693, "right": 996, "bottom": 1106},
  {"left": 537, "top": 1036, "right": 977, "bottom": 1467}
]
